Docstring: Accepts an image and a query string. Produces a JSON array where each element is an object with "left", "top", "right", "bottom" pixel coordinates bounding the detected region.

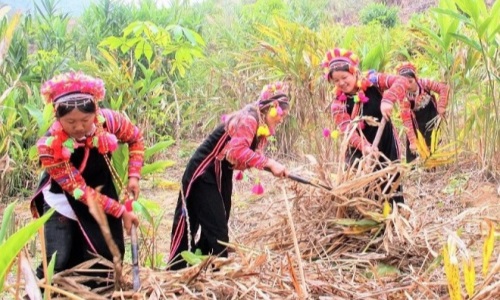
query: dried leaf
[{"left": 482, "top": 219, "right": 495, "bottom": 276}]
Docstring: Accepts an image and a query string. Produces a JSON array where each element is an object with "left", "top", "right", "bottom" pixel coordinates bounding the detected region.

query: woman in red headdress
[
  {"left": 31, "top": 72, "right": 143, "bottom": 284},
  {"left": 396, "top": 62, "right": 450, "bottom": 162},
  {"left": 168, "top": 82, "right": 290, "bottom": 270},
  {"left": 323, "top": 48, "right": 409, "bottom": 204}
]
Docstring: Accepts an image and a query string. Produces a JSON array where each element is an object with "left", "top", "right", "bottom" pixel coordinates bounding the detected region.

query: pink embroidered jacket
[
  {"left": 37, "top": 109, "right": 144, "bottom": 218},
  {"left": 331, "top": 73, "right": 408, "bottom": 151},
  {"left": 219, "top": 114, "right": 268, "bottom": 170},
  {"left": 401, "top": 78, "right": 449, "bottom": 146}
]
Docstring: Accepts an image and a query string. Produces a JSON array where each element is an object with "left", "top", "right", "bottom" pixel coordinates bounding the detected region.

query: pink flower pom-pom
[
  {"left": 260, "top": 91, "right": 271, "bottom": 101},
  {"left": 106, "top": 133, "right": 118, "bottom": 152},
  {"left": 252, "top": 182, "right": 264, "bottom": 195},
  {"left": 235, "top": 171, "right": 244, "bottom": 181},
  {"left": 52, "top": 121, "right": 63, "bottom": 132},
  {"left": 277, "top": 106, "right": 283, "bottom": 116},
  {"left": 61, "top": 147, "right": 72, "bottom": 160},
  {"left": 338, "top": 94, "right": 347, "bottom": 101},
  {"left": 259, "top": 82, "right": 288, "bottom": 102},
  {"left": 359, "top": 93, "right": 369, "bottom": 103},
  {"left": 322, "top": 128, "right": 331, "bottom": 138}
]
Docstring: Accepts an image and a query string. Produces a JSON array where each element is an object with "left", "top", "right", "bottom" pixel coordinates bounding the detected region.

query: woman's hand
[
  {"left": 409, "top": 143, "right": 418, "bottom": 155},
  {"left": 437, "top": 106, "right": 446, "bottom": 117},
  {"left": 265, "top": 159, "right": 288, "bottom": 178},
  {"left": 122, "top": 210, "right": 139, "bottom": 235},
  {"left": 380, "top": 101, "right": 393, "bottom": 120},
  {"left": 127, "top": 177, "right": 140, "bottom": 201}
]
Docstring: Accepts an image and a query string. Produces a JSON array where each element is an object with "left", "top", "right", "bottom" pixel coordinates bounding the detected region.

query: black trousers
[
  {"left": 168, "top": 171, "right": 232, "bottom": 270},
  {"left": 36, "top": 203, "right": 93, "bottom": 278},
  {"left": 36, "top": 202, "right": 113, "bottom": 289}
]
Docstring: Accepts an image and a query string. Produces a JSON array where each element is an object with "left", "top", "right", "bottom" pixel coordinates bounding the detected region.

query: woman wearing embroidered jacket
[
  {"left": 31, "top": 72, "right": 144, "bottom": 281},
  {"left": 323, "top": 48, "right": 408, "bottom": 204},
  {"left": 396, "top": 62, "right": 450, "bottom": 162},
  {"left": 168, "top": 82, "right": 290, "bottom": 270}
]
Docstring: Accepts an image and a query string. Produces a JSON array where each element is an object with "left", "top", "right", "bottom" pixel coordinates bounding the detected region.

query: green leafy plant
[
  {"left": 111, "top": 139, "right": 176, "bottom": 191},
  {"left": 180, "top": 249, "right": 209, "bottom": 267},
  {"left": 360, "top": 3, "right": 399, "bottom": 28},
  {"left": 433, "top": 0, "right": 500, "bottom": 168},
  {"left": 43, "top": 254, "right": 57, "bottom": 300},
  {"left": 0, "top": 202, "right": 54, "bottom": 290},
  {"left": 237, "top": 17, "right": 326, "bottom": 153},
  {"left": 33, "top": 0, "right": 74, "bottom": 58},
  {"left": 99, "top": 20, "right": 205, "bottom": 76},
  {"left": 98, "top": 20, "right": 205, "bottom": 140},
  {"left": 132, "top": 199, "right": 169, "bottom": 269},
  {"left": 110, "top": 139, "right": 175, "bottom": 269}
]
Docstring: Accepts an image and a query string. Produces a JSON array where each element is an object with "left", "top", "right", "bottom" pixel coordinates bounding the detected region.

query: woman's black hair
[
  {"left": 258, "top": 94, "right": 290, "bottom": 112},
  {"left": 399, "top": 70, "right": 417, "bottom": 79},
  {"left": 55, "top": 98, "right": 97, "bottom": 118},
  {"left": 224, "top": 95, "right": 289, "bottom": 128},
  {"left": 327, "top": 62, "right": 352, "bottom": 81}
]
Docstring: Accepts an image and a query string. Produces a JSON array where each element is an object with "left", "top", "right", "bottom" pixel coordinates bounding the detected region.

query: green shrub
[{"left": 360, "top": 3, "right": 398, "bottom": 28}]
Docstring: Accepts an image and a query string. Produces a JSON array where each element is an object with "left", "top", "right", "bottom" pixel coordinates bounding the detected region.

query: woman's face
[
  {"left": 406, "top": 77, "right": 418, "bottom": 93},
  {"left": 331, "top": 70, "right": 357, "bottom": 94},
  {"left": 265, "top": 108, "right": 289, "bottom": 133},
  {"left": 58, "top": 109, "right": 96, "bottom": 140}
]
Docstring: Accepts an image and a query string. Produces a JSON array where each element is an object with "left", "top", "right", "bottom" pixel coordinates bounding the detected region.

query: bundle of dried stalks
[
  {"left": 33, "top": 140, "right": 499, "bottom": 299},
  {"left": 47, "top": 195, "right": 497, "bottom": 299},
  {"left": 238, "top": 156, "right": 418, "bottom": 264}
]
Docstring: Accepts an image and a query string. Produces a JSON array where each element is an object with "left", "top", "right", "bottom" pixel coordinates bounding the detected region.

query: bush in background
[{"left": 360, "top": 3, "right": 399, "bottom": 28}]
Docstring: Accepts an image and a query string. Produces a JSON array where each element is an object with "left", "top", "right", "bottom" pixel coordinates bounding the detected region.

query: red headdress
[
  {"left": 258, "top": 81, "right": 289, "bottom": 104},
  {"left": 256, "top": 81, "right": 290, "bottom": 137},
  {"left": 41, "top": 72, "right": 118, "bottom": 165},
  {"left": 321, "top": 48, "right": 360, "bottom": 80},
  {"left": 396, "top": 62, "right": 417, "bottom": 78},
  {"left": 41, "top": 72, "right": 106, "bottom": 105},
  {"left": 322, "top": 48, "right": 372, "bottom": 114}
]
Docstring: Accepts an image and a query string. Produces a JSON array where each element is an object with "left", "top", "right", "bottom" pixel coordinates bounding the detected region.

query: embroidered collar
[
  {"left": 334, "top": 78, "right": 372, "bottom": 104},
  {"left": 44, "top": 112, "right": 118, "bottom": 161}
]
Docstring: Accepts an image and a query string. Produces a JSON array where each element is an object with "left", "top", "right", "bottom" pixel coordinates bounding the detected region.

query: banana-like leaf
[
  {"left": 111, "top": 144, "right": 129, "bottom": 191},
  {"left": 144, "top": 140, "right": 175, "bottom": 161},
  {"left": 141, "top": 160, "right": 176, "bottom": 177},
  {"left": 0, "top": 75, "right": 20, "bottom": 106},
  {"left": 0, "top": 12, "right": 21, "bottom": 68},
  {"left": 365, "top": 263, "right": 401, "bottom": 279},
  {"left": 43, "top": 253, "right": 57, "bottom": 300},
  {"left": 0, "top": 209, "right": 55, "bottom": 290},
  {"left": 482, "top": 219, "right": 495, "bottom": 276},
  {"left": 330, "top": 218, "right": 380, "bottom": 227},
  {"left": 133, "top": 199, "right": 154, "bottom": 226},
  {"left": 0, "top": 201, "right": 17, "bottom": 244},
  {"left": 430, "top": 126, "right": 440, "bottom": 153},
  {"left": 181, "top": 249, "right": 208, "bottom": 266},
  {"left": 443, "top": 237, "right": 461, "bottom": 300},
  {"left": 416, "top": 129, "right": 430, "bottom": 159},
  {"left": 462, "top": 256, "right": 475, "bottom": 298},
  {"left": 343, "top": 225, "right": 378, "bottom": 235}
]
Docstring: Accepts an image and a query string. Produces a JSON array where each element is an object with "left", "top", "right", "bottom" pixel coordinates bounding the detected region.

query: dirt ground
[
  {"left": 145, "top": 152, "right": 500, "bottom": 256},
  {"left": 1, "top": 148, "right": 499, "bottom": 298}
]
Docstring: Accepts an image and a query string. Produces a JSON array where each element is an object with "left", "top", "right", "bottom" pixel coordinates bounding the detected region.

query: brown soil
[{"left": 1, "top": 150, "right": 499, "bottom": 298}]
